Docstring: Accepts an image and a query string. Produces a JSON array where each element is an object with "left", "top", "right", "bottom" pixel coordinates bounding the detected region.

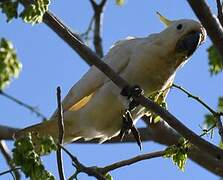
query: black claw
[
  {"left": 131, "top": 126, "right": 142, "bottom": 150},
  {"left": 119, "top": 109, "right": 142, "bottom": 150},
  {"left": 121, "top": 85, "right": 144, "bottom": 111},
  {"left": 120, "top": 85, "right": 144, "bottom": 99},
  {"left": 120, "top": 86, "right": 131, "bottom": 98}
]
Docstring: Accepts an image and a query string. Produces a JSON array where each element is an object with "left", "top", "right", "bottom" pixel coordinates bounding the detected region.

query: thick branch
[
  {"left": 0, "top": 125, "right": 19, "bottom": 140},
  {"left": 186, "top": 0, "right": 223, "bottom": 61},
  {"left": 216, "top": 0, "right": 223, "bottom": 26}
]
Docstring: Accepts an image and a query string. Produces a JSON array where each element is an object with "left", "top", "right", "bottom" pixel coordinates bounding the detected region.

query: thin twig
[
  {"left": 216, "top": 0, "right": 223, "bottom": 26},
  {"left": 186, "top": 0, "right": 223, "bottom": 61},
  {"left": 89, "top": 0, "right": 107, "bottom": 57},
  {"left": 80, "top": 16, "right": 94, "bottom": 41},
  {"left": 59, "top": 145, "right": 106, "bottom": 180},
  {"left": 0, "top": 167, "right": 21, "bottom": 177},
  {"left": 172, "top": 84, "right": 223, "bottom": 142},
  {"left": 56, "top": 87, "right": 65, "bottom": 180},
  {"left": 172, "top": 84, "right": 216, "bottom": 115},
  {"left": 99, "top": 150, "right": 164, "bottom": 173},
  {"left": 0, "top": 141, "right": 20, "bottom": 180},
  {"left": 0, "top": 90, "right": 47, "bottom": 120}
]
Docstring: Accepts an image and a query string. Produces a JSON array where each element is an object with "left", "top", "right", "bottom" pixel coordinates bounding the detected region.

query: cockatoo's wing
[{"left": 51, "top": 37, "right": 137, "bottom": 117}]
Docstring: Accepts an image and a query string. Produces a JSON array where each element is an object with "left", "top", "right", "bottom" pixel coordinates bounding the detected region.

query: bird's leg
[{"left": 119, "top": 85, "right": 144, "bottom": 150}]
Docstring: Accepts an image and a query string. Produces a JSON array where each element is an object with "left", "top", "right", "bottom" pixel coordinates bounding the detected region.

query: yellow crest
[{"left": 156, "top": 12, "right": 173, "bottom": 26}]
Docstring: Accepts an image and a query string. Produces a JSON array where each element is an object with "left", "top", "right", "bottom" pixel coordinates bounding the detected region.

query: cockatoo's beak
[
  {"left": 156, "top": 12, "right": 173, "bottom": 26},
  {"left": 175, "top": 31, "right": 201, "bottom": 58}
]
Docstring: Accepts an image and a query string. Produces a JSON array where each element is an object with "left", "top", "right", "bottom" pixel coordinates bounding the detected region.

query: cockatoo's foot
[
  {"left": 120, "top": 85, "right": 144, "bottom": 110},
  {"left": 119, "top": 109, "right": 142, "bottom": 150}
]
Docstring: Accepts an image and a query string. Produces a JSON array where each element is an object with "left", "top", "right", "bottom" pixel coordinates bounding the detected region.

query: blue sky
[{"left": 0, "top": 0, "right": 223, "bottom": 179}]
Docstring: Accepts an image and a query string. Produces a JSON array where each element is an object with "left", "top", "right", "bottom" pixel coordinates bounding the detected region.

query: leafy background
[{"left": 0, "top": 0, "right": 222, "bottom": 179}]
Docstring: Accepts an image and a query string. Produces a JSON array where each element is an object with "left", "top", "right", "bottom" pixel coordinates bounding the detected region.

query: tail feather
[
  {"left": 14, "top": 120, "right": 60, "bottom": 143},
  {"left": 14, "top": 118, "right": 82, "bottom": 144}
]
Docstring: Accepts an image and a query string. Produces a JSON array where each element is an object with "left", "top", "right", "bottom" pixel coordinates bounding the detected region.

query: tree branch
[
  {"left": 74, "top": 118, "right": 223, "bottom": 176},
  {"left": 0, "top": 125, "right": 19, "bottom": 140},
  {"left": 0, "top": 90, "right": 47, "bottom": 121},
  {"left": 89, "top": 0, "right": 107, "bottom": 57},
  {"left": 186, "top": 0, "right": 223, "bottom": 61},
  {"left": 172, "top": 84, "right": 216, "bottom": 115},
  {"left": 56, "top": 87, "right": 65, "bottom": 180},
  {"left": 0, "top": 141, "right": 20, "bottom": 179},
  {"left": 99, "top": 150, "right": 164, "bottom": 173},
  {"left": 0, "top": 167, "right": 21, "bottom": 178},
  {"left": 80, "top": 16, "right": 94, "bottom": 43},
  {"left": 172, "top": 84, "right": 223, "bottom": 142},
  {"left": 60, "top": 145, "right": 106, "bottom": 180},
  {"left": 216, "top": 0, "right": 223, "bottom": 26}
]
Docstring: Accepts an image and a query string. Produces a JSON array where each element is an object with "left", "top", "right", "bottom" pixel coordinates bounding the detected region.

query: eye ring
[{"left": 177, "top": 24, "right": 183, "bottom": 30}]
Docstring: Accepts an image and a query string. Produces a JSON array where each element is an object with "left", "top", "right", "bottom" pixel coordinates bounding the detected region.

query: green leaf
[
  {"left": 0, "top": 38, "right": 22, "bottom": 90},
  {"left": 20, "top": 0, "right": 50, "bottom": 24},
  {"left": 219, "top": 141, "right": 223, "bottom": 149},
  {"left": 203, "top": 114, "right": 216, "bottom": 129},
  {"left": 116, "top": 0, "right": 125, "bottom": 6},
  {"left": 148, "top": 91, "right": 168, "bottom": 123},
  {"left": 105, "top": 173, "right": 113, "bottom": 180},
  {"left": 163, "top": 138, "right": 189, "bottom": 171},
  {"left": 218, "top": 97, "right": 223, "bottom": 112},
  {"left": 12, "top": 133, "right": 56, "bottom": 179},
  {"left": 0, "top": 0, "right": 19, "bottom": 22},
  {"left": 207, "top": 45, "right": 223, "bottom": 75}
]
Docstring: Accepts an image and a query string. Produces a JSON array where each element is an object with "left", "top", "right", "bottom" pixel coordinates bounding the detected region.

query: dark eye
[{"left": 177, "top": 24, "right": 183, "bottom": 30}]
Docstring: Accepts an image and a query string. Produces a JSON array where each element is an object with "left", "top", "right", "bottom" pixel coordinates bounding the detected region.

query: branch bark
[
  {"left": 216, "top": 0, "right": 223, "bottom": 26},
  {"left": 56, "top": 87, "right": 65, "bottom": 180},
  {"left": 99, "top": 150, "right": 164, "bottom": 173},
  {"left": 0, "top": 125, "right": 19, "bottom": 140},
  {"left": 186, "top": 0, "right": 223, "bottom": 62}
]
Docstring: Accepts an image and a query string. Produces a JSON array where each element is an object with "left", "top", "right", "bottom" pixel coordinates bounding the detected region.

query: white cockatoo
[{"left": 15, "top": 13, "right": 206, "bottom": 145}]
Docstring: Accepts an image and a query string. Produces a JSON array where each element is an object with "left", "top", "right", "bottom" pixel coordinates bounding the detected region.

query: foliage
[
  {"left": 219, "top": 141, "right": 223, "bottom": 149},
  {"left": 116, "top": 0, "right": 125, "bottom": 6},
  {"left": 148, "top": 90, "right": 168, "bottom": 123},
  {"left": 0, "top": 38, "right": 21, "bottom": 90},
  {"left": 0, "top": 0, "right": 50, "bottom": 24},
  {"left": 163, "top": 138, "right": 190, "bottom": 171},
  {"left": 0, "top": 0, "right": 18, "bottom": 22},
  {"left": 105, "top": 173, "right": 113, "bottom": 180},
  {"left": 207, "top": 45, "right": 223, "bottom": 75},
  {"left": 12, "top": 133, "right": 57, "bottom": 179},
  {"left": 203, "top": 97, "right": 223, "bottom": 130}
]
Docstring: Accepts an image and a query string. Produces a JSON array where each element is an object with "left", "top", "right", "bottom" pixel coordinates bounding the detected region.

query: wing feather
[{"left": 51, "top": 37, "right": 137, "bottom": 118}]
